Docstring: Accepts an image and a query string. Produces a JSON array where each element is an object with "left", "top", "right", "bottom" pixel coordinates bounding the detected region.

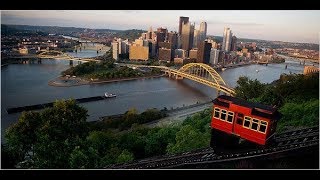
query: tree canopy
[
  {"left": 234, "top": 72, "right": 319, "bottom": 132},
  {"left": 5, "top": 99, "right": 88, "bottom": 168}
]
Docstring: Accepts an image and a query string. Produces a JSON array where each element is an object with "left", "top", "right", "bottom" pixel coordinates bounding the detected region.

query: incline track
[{"left": 107, "top": 126, "right": 319, "bottom": 169}]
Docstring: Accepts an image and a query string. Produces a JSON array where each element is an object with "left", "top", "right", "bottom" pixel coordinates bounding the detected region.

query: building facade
[
  {"left": 158, "top": 41, "right": 172, "bottom": 49},
  {"left": 193, "top": 29, "right": 200, "bottom": 48},
  {"left": 168, "top": 31, "right": 178, "bottom": 49},
  {"left": 189, "top": 48, "right": 198, "bottom": 60},
  {"left": 199, "top": 21, "right": 207, "bottom": 42},
  {"left": 197, "top": 41, "right": 212, "bottom": 64},
  {"left": 179, "top": 16, "right": 189, "bottom": 35},
  {"left": 112, "top": 41, "right": 119, "bottom": 60},
  {"left": 231, "top": 36, "right": 237, "bottom": 51},
  {"left": 181, "top": 22, "right": 194, "bottom": 51},
  {"left": 158, "top": 48, "right": 172, "bottom": 62},
  {"left": 210, "top": 48, "right": 220, "bottom": 65},
  {"left": 222, "top": 27, "right": 232, "bottom": 52},
  {"left": 174, "top": 49, "right": 188, "bottom": 59},
  {"left": 129, "top": 44, "right": 149, "bottom": 60}
]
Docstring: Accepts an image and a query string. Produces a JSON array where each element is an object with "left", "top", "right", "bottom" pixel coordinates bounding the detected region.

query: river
[
  {"left": 62, "top": 35, "right": 110, "bottom": 57},
  {"left": 1, "top": 48, "right": 310, "bottom": 141}
]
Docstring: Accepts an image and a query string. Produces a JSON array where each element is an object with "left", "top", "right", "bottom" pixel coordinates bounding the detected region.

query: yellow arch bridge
[{"left": 133, "top": 63, "right": 236, "bottom": 96}]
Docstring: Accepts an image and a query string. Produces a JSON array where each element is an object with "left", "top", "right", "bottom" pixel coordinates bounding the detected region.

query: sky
[{"left": 1, "top": 10, "right": 320, "bottom": 44}]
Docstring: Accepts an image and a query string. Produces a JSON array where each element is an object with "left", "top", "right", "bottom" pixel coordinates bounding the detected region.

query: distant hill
[
  {"left": 1, "top": 24, "right": 47, "bottom": 36},
  {"left": 209, "top": 35, "right": 319, "bottom": 51},
  {"left": 2, "top": 24, "right": 318, "bottom": 50},
  {"left": 1, "top": 24, "right": 120, "bottom": 36},
  {"left": 114, "top": 29, "right": 146, "bottom": 41}
]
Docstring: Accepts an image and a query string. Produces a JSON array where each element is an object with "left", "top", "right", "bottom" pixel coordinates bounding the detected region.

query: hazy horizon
[{"left": 1, "top": 10, "right": 320, "bottom": 44}]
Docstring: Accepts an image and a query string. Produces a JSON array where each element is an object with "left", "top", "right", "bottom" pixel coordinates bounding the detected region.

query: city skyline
[{"left": 1, "top": 10, "right": 320, "bottom": 44}]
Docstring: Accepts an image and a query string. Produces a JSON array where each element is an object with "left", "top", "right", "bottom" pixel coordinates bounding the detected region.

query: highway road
[{"left": 146, "top": 101, "right": 213, "bottom": 128}]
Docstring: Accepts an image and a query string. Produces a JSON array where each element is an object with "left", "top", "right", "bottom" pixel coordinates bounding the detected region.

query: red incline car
[{"left": 211, "top": 95, "right": 281, "bottom": 147}]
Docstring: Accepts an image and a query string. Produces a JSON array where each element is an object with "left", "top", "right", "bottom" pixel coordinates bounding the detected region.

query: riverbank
[
  {"left": 277, "top": 53, "right": 319, "bottom": 64},
  {"left": 48, "top": 74, "right": 165, "bottom": 87},
  {"left": 221, "top": 61, "right": 254, "bottom": 70},
  {"left": 95, "top": 100, "right": 212, "bottom": 129},
  {"left": 48, "top": 76, "right": 90, "bottom": 87}
]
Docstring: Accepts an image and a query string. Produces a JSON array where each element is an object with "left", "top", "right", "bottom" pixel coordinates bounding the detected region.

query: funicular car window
[
  {"left": 227, "top": 111, "right": 234, "bottom": 123},
  {"left": 220, "top": 109, "right": 227, "bottom": 121},
  {"left": 259, "top": 121, "right": 268, "bottom": 133},
  {"left": 251, "top": 119, "right": 259, "bottom": 130},
  {"left": 214, "top": 108, "right": 220, "bottom": 118},
  {"left": 243, "top": 116, "right": 251, "bottom": 128}
]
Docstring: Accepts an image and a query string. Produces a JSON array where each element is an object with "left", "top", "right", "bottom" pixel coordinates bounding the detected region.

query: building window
[
  {"left": 214, "top": 108, "right": 220, "bottom": 118},
  {"left": 251, "top": 119, "right": 259, "bottom": 130},
  {"left": 220, "top": 109, "right": 227, "bottom": 121},
  {"left": 243, "top": 116, "right": 251, "bottom": 128},
  {"left": 227, "top": 111, "right": 234, "bottom": 123},
  {"left": 259, "top": 121, "right": 268, "bottom": 133}
]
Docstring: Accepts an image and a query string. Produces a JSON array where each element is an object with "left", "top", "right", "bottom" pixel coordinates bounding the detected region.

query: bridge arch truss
[{"left": 165, "top": 63, "right": 235, "bottom": 96}]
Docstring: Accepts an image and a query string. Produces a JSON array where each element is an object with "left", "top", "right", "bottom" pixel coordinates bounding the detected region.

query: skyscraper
[
  {"left": 156, "top": 27, "right": 168, "bottom": 55},
  {"left": 156, "top": 27, "right": 167, "bottom": 43},
  {"left": 181, "top": 22, "right": 194, "bottom": 51},
  {"left": 147, "top": 27, "right": 153, "bottom": 40},
  {"left": 193, "top": 29, "right": 200, "bottom": 48},
  {"left": 231, "top": 36, "right": 237, "bottom": 51},
  {"left": 179, "top": 16, "right": 189, "bottom": 35},
  {"left": 158, "top": 48, "right": 172, "bottom": 62},
  {"left": 168, "top": 31, "right": 178, "bottom": 49},
  {"left": 222, "top": 27, "right": 232, "bottom": 52},
  {"left": 199, "top": 22, "right": 207, "bottom": 42},
  {"left": 197, "top": 41, "right": 212, "bottom": 64},
  {"left": 111, "top": 41, "right": 119, "bottom": 60},
  {"left": 210, "top": 48, "right": 220, "bottom": 65}
]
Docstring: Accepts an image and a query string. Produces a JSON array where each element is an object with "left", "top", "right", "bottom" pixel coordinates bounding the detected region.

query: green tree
[
  {"left": 277, "top": 99, "right": 319, "bottom": 132},
  {"left": 166, "top": 125, "right": 210, "bottom": 154},
  {"left": 116, "top": 149, "right": 134, "bottom": 164},
  {"left": 234, "top": 76, "right": 266, "bottom": 100},
  {"left": 119, "top": 127, "right": 148, "bottom": 159},
  {"left": 5, "top": 111, "right": 42, "bottom": 163},
  {"left": 145, "top": 127, "right": 178, "bottom": 156},
  {"left": 69, "top": 146, "right": 89, "bottom": 168},
  {"left": 99, "top": 146, "right": 122, "bottom": 167},
  {"left": 1, "top": 144, "right": 21, "bottom": 168},
  {"left": 182, "top": 108, "right": 212, "bottom": 133},
  {"left": 86, "top": 131, "right": 115, "bottom": 155},
  {"left": 5, "top": 99, "right": 89, "bottom": 168}
]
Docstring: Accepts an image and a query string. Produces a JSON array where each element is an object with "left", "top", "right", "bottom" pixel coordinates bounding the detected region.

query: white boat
[
  {"left": 256, "top": 69, "right": 259, "bottom": 72},
  {"left": 105, "top": 92, "right": 116, "bottom": 98},
  {"left": 222, "top": 68, "right": 226, "bottom": 71}
]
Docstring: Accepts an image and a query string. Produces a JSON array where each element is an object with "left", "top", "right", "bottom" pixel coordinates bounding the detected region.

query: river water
[{"left": 1, "top": 47, "right": 311, "bottom": 141}]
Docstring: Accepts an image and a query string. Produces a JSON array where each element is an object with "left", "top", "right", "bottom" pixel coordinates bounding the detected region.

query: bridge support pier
[
  {"left": 69, "top": 60, "right": 73, "bottom": 66},
  {"left": 175, "top": 75, "right": 183, "bottom": 80},
  {"left": 30, "top": 58, "right": 35, "bottom": 64},
  {"left": 166, "top": 71, "right": 172, "bottom": 78},
  {"left": 37, "top": 58, "right": 42, "bottom": 64}
]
